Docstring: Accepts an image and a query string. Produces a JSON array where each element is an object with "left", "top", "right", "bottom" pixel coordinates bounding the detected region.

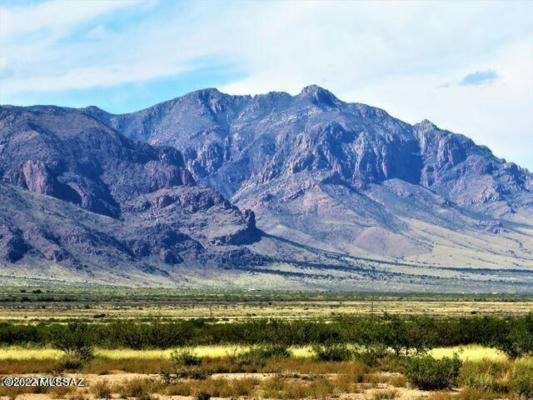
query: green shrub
[
  {"left": 313, "top": 344, "right": 353, "bottom": 362},
  {"left": 58, "top": 357, "right": 84, "bottom": 371},
  {"left": 115, "top": 378, "right": 160, "bottom": 398},
  {"left": 2, "top": 313, "right": 533, "bottom": 353},
  {"left": 231, "top": 345, "right": 290, "bottom": 369},
  {"left": 379, "top": 314, "right": 433, "bottom": 356},
  {"left": 169, "top": 348, "right": 206, "bottom": 379},
  {"left": 511, "top": 362, "right": 533, "bottom": 399},
  {"left": 353, "top": 345, "right": 389, "bottom": 367},
  {"left": 493, "top": 314, "right": 533, "bottom": 359},
  {"left": 196, "top": 392, "right": 211, "bottom": 400},
  {"left": 404, "top": 355, "right": 461, "bottom": 390},
  {"left": 48, "top": 322, "right": 94, "bottom": 367},
  {"left": 170, "top": 348, "right": 202, "bottom": 367}
]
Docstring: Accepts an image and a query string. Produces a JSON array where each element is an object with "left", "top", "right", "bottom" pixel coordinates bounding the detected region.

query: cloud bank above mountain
[{"left": 0, "top": 0, "right": 532, "bottom": 169}]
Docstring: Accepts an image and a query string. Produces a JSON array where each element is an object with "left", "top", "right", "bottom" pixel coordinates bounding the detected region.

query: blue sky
[{"left": 1, "top": 0, "right": 532, "bottom": 170}]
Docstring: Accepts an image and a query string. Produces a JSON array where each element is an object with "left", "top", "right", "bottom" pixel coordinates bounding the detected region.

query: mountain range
[{"left": 1, "top": 86, "right": 532, "bottom": 291}]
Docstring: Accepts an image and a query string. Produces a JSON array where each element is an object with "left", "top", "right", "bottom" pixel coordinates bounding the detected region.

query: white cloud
[
  {"left": 0, "top": 0, "right": 138, "bottom": 40},
  {"left": 86, "top": 25, "right": 108, "bottom": 40},
  {"left": 344, "top": 40, "right": 533, "bottom": 169},
  {"left": 0, "top": 0, "right": 532, "bottom": 169},
  {"left": 0, "top": 56, "right": 11, "bottom": 79},
  {"left": 216, "top": 1, "right": 533, "bottom": 169}
]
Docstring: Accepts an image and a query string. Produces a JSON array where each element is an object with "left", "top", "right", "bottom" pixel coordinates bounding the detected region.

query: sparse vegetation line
[{"left": 0, "top": 289, "right": 532, "bottom": 399}]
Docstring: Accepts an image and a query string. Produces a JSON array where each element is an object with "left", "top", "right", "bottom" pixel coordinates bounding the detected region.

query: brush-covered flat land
[
  {"left": 1, "top": 288, "right": 532, "bottom": 320},
  {"left": 0, "top": 288, "right": 532, "bottom": 400}
]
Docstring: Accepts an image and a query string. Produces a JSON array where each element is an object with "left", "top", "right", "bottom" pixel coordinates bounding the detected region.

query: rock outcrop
[
  {"left": 0, "top": 106, "right": 262, "bottom": 275},
  {"left": 91, "top": 86, "right": 531, "bottom": 210},
  {"left": 80, "top": 85, "right": 532, "bottom": 268},
  {"left": 1, "top": 86, "right": 532, "bottom": 289}
]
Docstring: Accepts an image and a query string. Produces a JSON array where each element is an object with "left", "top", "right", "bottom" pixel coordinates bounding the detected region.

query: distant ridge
[{"left": 1, "top": 86, "right": 532, "bottom": 291}]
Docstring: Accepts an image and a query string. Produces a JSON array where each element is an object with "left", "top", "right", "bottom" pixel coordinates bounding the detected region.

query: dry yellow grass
[
  {"left": 430, "top": 345, "right": 507, "bottom": 362},
  {"left": 96, "top": 345, "right": 315, "bottom": 359},
  {"left": 0, "top": 344, "right": 509, "bottom": 363},
  {"left": 0, "top": 345, "right": 249, "bottom": 361},
  {"left": 1, "top": 296, "right": 531, "bottom": 321},
  {"left": 0, "top": 346, "right": 63, "bottom": 360},
  {"left": 97, "top": 345, "right": 248, "bottom": 359},
  {"left": 0, "top": 345, "right": 316, "bottom": 361}
]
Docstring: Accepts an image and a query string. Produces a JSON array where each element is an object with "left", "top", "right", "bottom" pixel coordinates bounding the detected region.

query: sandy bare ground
[{"left": 2, "top": 371, "right": 443, "bottom": 400}]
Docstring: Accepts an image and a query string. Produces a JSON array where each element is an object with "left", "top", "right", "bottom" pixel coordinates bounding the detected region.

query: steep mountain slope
[
  {"left": 3, "top": 178, "right": 532, "bottom": 292},
  {"left": 85, "top": 86, "right": 533, "bottom": 270},
  {"left": 1, "top": 87, "right": 532, "bottom": 291},
  {"left": 0, "top": 106, "right": 265, "bottom": 280}
]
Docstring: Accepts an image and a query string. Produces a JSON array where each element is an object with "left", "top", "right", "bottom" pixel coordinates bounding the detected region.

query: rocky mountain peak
[
  {"left": 299, "top": 84, "right": 334, "bottom": 96},
  {"left": 83, "top": 105, "right": 107, "bottom": 113},
  {"left": 414, "top": 119, "right": 438, "bottom": 132},
  {"left": 91, "top": 86, "right": 531, "bottom": 210},
  {"left": 1, "top": 86, "right": 532, "bottom": 290},
  {"left": 187, "top": 87, "right": 223, "bottom": 100},
  {"left": 297, "top": 84, "right": 340, "bottom": 108}
]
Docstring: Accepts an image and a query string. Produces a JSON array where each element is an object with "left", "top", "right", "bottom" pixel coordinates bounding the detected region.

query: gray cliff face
[
  {"left": 1, "top": 86, "right": 532, "bottom": 290},
  {"left": 91, "top": 85, "right": 531, "bottom": 210},
  {"left": 83, "top": 86, "right": 532, "bottom": 262},
  {"left": 413, "top": 120, "right": 531, "bottom": 208},
  {"left": 0, "top": 106, "right": 196, "bottom": 217},
  {"left": 0, "top": 106, "right": 263, "bottom": 278}
]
